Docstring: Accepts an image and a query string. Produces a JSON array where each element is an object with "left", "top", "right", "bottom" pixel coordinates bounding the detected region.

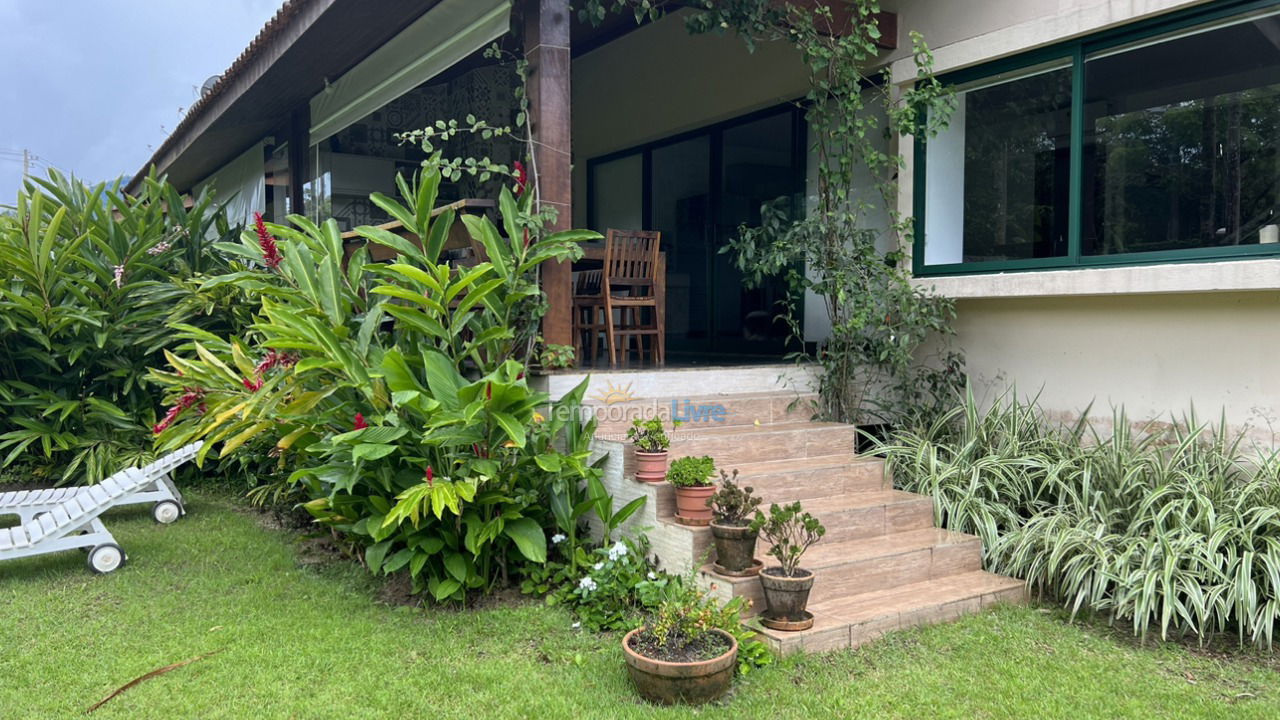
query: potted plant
[
  {"left": 751, "top": 502, "right": 826, "bottom": 631},
  {"left": 708, "top": 469, "right": 763, "bottom": 576},
  {"left": 667, "top": 455, "right": 716, "bottom": 526},
  {"left": 622, "top": 584, "right": 739, "bottom": 705},
  {"left": 627, "top": 417, "right": 673, "bottom": 483}
]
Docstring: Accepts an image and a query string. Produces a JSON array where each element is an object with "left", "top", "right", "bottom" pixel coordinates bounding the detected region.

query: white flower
[
  {"left": 647, "top": 571, "right": 657, "bottom": 580},
  {"left": 551, "top": 533, "right": 566, "bottom": 545},
  {"left": 607, "top": 540, "right": 628, "bottom": 561},
  {"left": 112, "top": 265, "right": 125, "bottom": 289},
  {"left": 571, "top": 621, "right": 581, "bottom": 629},
  {"left": 593, "top": 562, "right": 604, "bottom": 571},
  {"left": 147, "top": 241, "right": 171, "bottom": 256},
  {"left": 578, "top": 576, "right": 598, "bottom": 593}
]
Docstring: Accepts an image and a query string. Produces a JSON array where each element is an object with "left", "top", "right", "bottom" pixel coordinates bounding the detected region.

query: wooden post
[
  {"left": 524, "top": 0, "right": 573, "bottom": 347},
  {"left": 288, "top": 106, "right": 309, "bottom": 217}
]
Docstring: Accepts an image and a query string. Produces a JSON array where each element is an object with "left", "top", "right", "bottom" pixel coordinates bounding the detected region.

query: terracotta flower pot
[
  {"left": 759, "top": 567, "right": 815, "bottom": 631},
  {"left": 673, "top": 485, "right": 716, "bottom": 525},
  {"left": 622, "top": 627, "right": 738, "bottom": 706},
  {"left": 710, "top": 523, "right": 759, "bottom": 575},
  {"left": 635, "top": 450, "right": 668, "bottom": 483}
]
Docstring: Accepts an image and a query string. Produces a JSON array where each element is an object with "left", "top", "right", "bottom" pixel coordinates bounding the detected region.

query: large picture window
[{"left": 917, "top": 2, "right": 1280, "bottom": 275}]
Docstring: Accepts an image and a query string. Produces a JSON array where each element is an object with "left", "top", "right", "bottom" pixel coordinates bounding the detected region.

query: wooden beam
[{"left": 524, "top": 0, "right": 574, "bottom": 347}]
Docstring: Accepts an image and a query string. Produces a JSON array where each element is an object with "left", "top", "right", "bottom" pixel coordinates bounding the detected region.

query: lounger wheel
[
  {"left": 152, "top": 500, "right": 183, "bottom": 525},
  {"left": 87, "top": 543, "right": 126, "bottom": 574}
]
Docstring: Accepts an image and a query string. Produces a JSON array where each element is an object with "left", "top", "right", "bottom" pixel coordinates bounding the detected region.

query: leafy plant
[
  {"left": 666, "top": 455, "right": 715, "bottom": 488},
  {"left": 151, "top": 169, "right": 604, "bottom": 601},
  {"left": 880, "top": 387, "right": 1280, "bottom": 648},
  {"left": 537, "top": 340, "right": 576, "bottom": 369},
  {"left": 626, "top": 417, "right": 672, "bottom": 453},
  {"left": 629, "top": 566, "right": 769, "bottom": 673},
  {"left": 708, "top": 468, "right": 761, "bottom": 526},
  {"left": 0, "top": 170, "right": 238, "bottom": 484},
  {"left": 752, "top": 502, "right": 826, "bottom": 577},
  {"left": 544, "top": 536, "right": 671, "bottom": 632}
]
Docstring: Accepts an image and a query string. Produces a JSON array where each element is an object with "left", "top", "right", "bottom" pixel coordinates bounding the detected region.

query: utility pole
[{"left": 22, "top": 149, "right": 29, "bottom": 180}]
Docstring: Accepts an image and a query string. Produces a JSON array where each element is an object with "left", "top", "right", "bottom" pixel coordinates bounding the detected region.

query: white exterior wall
[{"left": 893, "top": 0, "right": 1279, "bottom": 441}]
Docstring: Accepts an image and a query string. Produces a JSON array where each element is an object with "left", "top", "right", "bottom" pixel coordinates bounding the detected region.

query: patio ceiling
[
  {"left": 125, "top": 0, "right": 446, "bottom": 193},
  {"left": 126, "top": 0, "right": 655, "bottom": 195}
]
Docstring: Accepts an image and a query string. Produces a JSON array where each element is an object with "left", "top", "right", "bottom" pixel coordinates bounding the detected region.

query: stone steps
[
  {"left": 572, "top": 368, "right": 1023, "bottom": 656},
  {"left": 590, "top": 391, "right": 819, "bottom": 437}
]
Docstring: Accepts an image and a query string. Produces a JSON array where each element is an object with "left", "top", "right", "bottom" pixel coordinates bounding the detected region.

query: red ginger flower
[
  {"left": 353, "top": 413, "right": 367, "bottom": 430},
  {"left": 425, "top": 465, "right": 434, "bottom": 487},
  {"left": 254, "top": 212, "right": 283, "bottom": 270},
  {"left": 242, "top": 376, "right": 263, "bottom": 392},
  {"left": 153, "top": 387, "right": 205, "bottom": 434},
  {"left": 513, "top": 160, "right": 527, "bottom": 196}
]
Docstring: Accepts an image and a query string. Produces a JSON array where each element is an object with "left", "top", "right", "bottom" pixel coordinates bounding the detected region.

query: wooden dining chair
[
  {"left": 602, "top": 229, "right": 664, "bottom": 367},
  {"left": 572, "top": 269, "right": 605, "bottom": 366}
]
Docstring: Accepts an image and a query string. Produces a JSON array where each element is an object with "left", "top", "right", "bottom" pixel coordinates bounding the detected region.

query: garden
[{"left": 5, "top": 0, "right": 1280, "bottom": 715}]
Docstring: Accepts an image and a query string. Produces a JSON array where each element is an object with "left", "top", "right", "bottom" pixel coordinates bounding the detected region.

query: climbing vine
[{"left": 582, "top": 0, "right": 963, "bottom": 428}]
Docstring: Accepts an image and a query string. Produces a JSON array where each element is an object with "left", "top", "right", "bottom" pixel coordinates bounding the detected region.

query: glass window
[
  {"left": 1083, "top": 12, "right": 1280, "bottom": 255},
  {"left": 924, "top": 63, "right": 1073, "bottom": 266}
]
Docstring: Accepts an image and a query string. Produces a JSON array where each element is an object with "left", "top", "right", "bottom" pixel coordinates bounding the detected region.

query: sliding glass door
[{"left": 588, "top": 105, "right": 804, "bottom": 357}]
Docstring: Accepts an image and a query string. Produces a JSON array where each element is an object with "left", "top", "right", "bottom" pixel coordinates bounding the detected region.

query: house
[{"left": 124, "top": 0, "right": 1280, "bottom": 651}]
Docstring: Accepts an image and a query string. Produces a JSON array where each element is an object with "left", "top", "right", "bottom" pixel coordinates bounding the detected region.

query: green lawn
[{"left": 2, "top": 492, "right": 1278, "bottom": 719}]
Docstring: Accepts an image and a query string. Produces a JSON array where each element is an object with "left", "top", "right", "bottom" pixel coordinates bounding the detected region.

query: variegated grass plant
[{"left": 878, "top": 387, "right": 1280, "bottom": 648}]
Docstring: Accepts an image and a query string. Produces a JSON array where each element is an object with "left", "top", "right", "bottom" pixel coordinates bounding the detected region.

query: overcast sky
[{"left": 0, "top": 0, "right": 282, "bottom": 201}]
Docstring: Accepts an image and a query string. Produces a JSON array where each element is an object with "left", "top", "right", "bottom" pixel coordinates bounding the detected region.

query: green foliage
[
  {"left": 537, "top": 340, "right": 576, "bottom": 369},
  {"left": 881, "top": 387, "right": 1280, "bottom": 648},
  {"left": 634, "top": 567, "right": 770, "bottom": 673},
  {"left": 152, "top": 170, "right": 605, "bottom": 601},
  {"left": 666, "top": 455, "right": 715, "bottom": 488},
  {"left": 0, "top": 170, "right": 238, "bottom": 484},
  {"left": 626, "top": 416, "right": 672, "bottom": 452},
  {"left": 708, "top": 468, "right": 762, "bottom": 526},
  {"left": 539, "top": 536, "right": 672, "bottom": 632},
  {"left": 752, "top": 502, "right": 826, "bottom": 576}
]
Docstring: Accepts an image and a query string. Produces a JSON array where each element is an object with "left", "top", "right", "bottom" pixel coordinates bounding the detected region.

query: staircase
[{"left": 537, "top": 364, "right": 1024, "bottom": 654}]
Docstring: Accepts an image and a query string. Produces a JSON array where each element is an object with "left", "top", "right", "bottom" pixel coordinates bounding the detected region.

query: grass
[{"left": 3, "top": 492, "right": 1280, "bottom": 719}]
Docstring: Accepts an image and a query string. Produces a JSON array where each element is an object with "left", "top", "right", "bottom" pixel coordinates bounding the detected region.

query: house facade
[{"left": 130, "top": 0, "right": 1280, "bottom": 440}]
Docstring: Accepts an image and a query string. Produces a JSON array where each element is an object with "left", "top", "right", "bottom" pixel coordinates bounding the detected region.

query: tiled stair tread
[
  {"left": 706, "top": 527, "right": 978, "bottom": 584},
  {"left": 724, "top": 454, "right": 881, "bottom": 476},
  {"left": 658, "top": 490, "right": 926, "bottom": 533},
  {"left": 809, "top": 570, "right": 1025, "bottom": 624},
  {"left": 670, "top": 420, "right": 852, "bottom": 438},
  {"left": 753, "top": 571, "right": 1026, "bottom": 649},
  {"left": 584, "top": 390, "right": 818, "bottom": 405}
]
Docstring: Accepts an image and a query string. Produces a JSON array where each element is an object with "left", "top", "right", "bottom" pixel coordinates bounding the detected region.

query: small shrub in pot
[
  {"left": 751, "top": 502, "right": 826, "bottom": 631},
  {"left": 708, "top": 469, "right": 763, "bottom": 576},
  {"left": 667, "top": 455, "right": 716, "bottom": 525},
  {"left": 622, "top": 579, "right": 739, "bottom": 705},
  {"left": 628, "top": 417, "right": 673, "bottom": 483}
]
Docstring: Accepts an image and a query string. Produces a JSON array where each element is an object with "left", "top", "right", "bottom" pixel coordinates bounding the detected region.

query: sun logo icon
[{"left": 591, "top": 380, "right": 636, "bottom": 405}]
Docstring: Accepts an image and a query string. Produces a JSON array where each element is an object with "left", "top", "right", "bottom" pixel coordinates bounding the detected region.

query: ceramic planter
[
  {"left": 710, "top": 523, "right": 760, "bottom": 576},
  {"left": 623, "top": 627, "right": 738, "bottom": 706},
  {"left": 673, "top": 485, "right": 716, "bottom": 525},
  {"left": 759, "top": 567, "right": 815, "bottom": 631},
  {"left": 634, "top": 450, "right": 669, "bottom": 483}
]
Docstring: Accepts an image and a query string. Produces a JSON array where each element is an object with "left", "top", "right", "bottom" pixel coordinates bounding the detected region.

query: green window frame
[{"left": 912, "top": 0, "right": 1280, "bottom": 277}]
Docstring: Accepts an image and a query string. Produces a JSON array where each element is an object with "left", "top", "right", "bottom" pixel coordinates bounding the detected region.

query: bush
[
  {"left": 666, "top": 455, "right": 715, "bottom": 487},
  {"left": 152, "top": 170, "right": 615, "bottom": 601},
  {"left": 879, "top": 387, "right": 1280, "bottom": 647},
  {"left": 0, "top": 170, "right": 237, "bottom": 484}
]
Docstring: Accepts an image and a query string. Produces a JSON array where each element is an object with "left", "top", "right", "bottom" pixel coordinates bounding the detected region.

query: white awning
[
  {"left": 308, "top": 0, "right": 511, "bottom": 146},
  {"left": 194, "top": 142, "right": 266, "bottom": 225}
]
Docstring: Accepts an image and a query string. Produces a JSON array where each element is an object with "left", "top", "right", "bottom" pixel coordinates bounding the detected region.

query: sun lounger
[{"left": 0, "top": 442, "right": 202, "bottom": 573}]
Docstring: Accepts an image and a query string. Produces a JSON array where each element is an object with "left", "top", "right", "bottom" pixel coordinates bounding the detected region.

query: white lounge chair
[{"left": 0, "top": 442, "right": 202, "bottom": 574}]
